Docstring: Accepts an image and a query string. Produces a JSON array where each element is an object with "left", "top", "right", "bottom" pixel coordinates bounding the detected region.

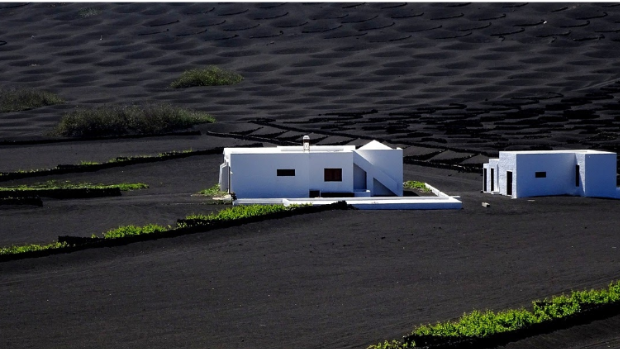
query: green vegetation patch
[
  {"left": 0, "top": 202, "right": 348, "bottom": 260},
  {"left": 170, "top": 66, "right": 243, "bottom": 88},
  {"left": 0, "top": 241, "right": 68, "bottom": 256},
  {"left": 0, "top": 88, "right": 64, "bottom": 113},
  {"left": 0, "top": 180, "right": 148, "bottom": 192},
  {"left": 0, "top": 147, "right": 231, "bottom": 182},
  {"left": 51, "top": 103, "right": 214, "bottom": 138},
  {"left": 78, "top": 7, "right": 101, "bottom": 18},
  {"left": 99, "top": 205, "right": 306, "bottom": 238},
  {"left": 181, "top": 204, "right": 302, "bottom": 225},
  {"left": 404, "top": 180, "right": 430, "bottom": 193},
  {"left": 0, "top": 196, "right": 43, "bottom": 206},
  {"left": 198, "top": 183, "right": 227, "bottom": 197},
  {"left": 369, "top": 280, "right": 620, "bottom": 348},
  {"left": 101, "top": 224, "right": 169, "bottom": 239}
]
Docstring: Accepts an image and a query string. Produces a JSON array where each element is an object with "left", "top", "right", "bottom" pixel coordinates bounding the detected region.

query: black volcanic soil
[{"left": 2, "top": 3, "right": 620, "bottom": 349}]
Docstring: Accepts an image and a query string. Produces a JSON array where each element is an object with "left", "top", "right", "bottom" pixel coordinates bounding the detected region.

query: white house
[
  {"left": 219, "top": 139, "right": 403, "bottom": 199},
  {"left": 483, "top": 150, "right": 620, "bottom": 199}
]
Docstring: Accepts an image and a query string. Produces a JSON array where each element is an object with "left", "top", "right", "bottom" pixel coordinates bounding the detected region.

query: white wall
[
  {"left": 230, "top": 153, "right": 310, "bottom": 198},
  {"left": 482, "top": 163, "right": 489, "bottom": 192},
  {"left": 355, "top": 147, "right": 403, "bottom": 196},
  {"left": 229, "top": 151, "right": 355, "bottom": 198},
  {"left": 574, "top": 153, "right": 587, "bottom": 197},
  {"left": 353, "top": 164, "right": 367, "bottom": 190},
  {"left": 513, "top": 153, "right": 575, "bottom": 198},
  {"left": 580, "top": 152, "right": 618, "bottom": 198},
  {"left": 308, "top": 151, "right": 354, "bottom": 194},
  {"left": 487, "top": 158, "right": 499, "bottom": 194},
  {"left": 219, "top": 163, "right": 229, "bottom": 192}
]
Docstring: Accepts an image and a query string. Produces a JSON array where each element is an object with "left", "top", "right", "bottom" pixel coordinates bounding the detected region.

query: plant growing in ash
[
  {"left": 368, "top": 280, "right": 620, "bottom": 348},
  {"left": 171, "top": 66, "right": 243, "bottom": 88},
  {"left": 403, "top": 180, "right": 430, "bottom": 193},
  {"left": 50, "top": 103, "right": 214, "bottom": 138},
  {"left": 78, "top": 7, "right": 101, "bottom": 18},
  {"left": 0, "top": 88, "right": 63, "bottom": 113},
  {"left": 198, "top": 183, "right": 227, "bottom": 197},
  {"left": 0, "top": 180, "right": 148, "bottom": 192}
]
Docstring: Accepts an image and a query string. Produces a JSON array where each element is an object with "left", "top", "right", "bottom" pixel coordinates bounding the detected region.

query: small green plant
[
  {"left": 0, "top": 241, "right": 68, "bottom": 255},
  {"left": 101, "top": 224, "right": 169, "bottom": 239},
  {"left": 184, "top": 204, "right": 293, "bottom": 221},
  {"left": 0, "top": 88, "right": 64, "bottom": 113},
  {"left": 403, "top": 181, "right": 430, "bottom": 192},
  {"left": 170, "top": 66, "right": 243, "bottom": 88},
  {"left": 0, "top": 180, "right": 148, "bottom": 192},
  {"left": 78, "top": 7, "right": 100, "bottom": 18},
  {"left": 179, "top": 204, "right": 310, "bottom": 228},
  {"left": 106, "top": 149, "right": 195, "bottom": 164},
  {"left": 50, "top": 103, "right": 214, "bottom": 138},
  {"left": 198, "top": 183, "right": 227, "bottom": 197}
]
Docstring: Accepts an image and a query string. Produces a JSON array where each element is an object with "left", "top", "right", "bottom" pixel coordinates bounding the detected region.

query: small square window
[
  {"left": 277, "top": 169, "right": 295, "bottom": 176},
  {"left": 535, "top": 171, "right": 546, "bottom": 178},
  {"left": 324, "top": 168, "right": 342, "bottom": 182}
]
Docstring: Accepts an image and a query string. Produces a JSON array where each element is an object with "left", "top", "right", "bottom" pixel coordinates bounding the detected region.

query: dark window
[
  {"left": 575, "top": 165, "right": 580, "bottom": 187},
  {"left": 324, "top": 168, "right": 342, "bottom": 182},
  {"left": 277, "top": 169, "right": 295, "bottom": 177},
  {"left": 535, "top": 171, "right": 546, "bottom": 178}
]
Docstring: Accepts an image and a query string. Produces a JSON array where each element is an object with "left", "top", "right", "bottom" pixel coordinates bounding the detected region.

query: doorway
[{"left": 506, "top": 171, "right": 513, "bottom": 196}]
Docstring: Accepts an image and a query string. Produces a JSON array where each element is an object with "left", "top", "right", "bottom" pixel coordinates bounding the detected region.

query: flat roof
[
  {"left": 224, "top": 145, "right": 356, "bottom": 155},
  {"left": 501, "top": 150, "right": 615, "bottom": 155}
]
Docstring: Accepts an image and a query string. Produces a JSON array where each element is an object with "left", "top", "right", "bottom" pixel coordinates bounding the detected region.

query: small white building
[
  {"left": 483, "top": 150, "right": 620, "bottom": 199},
  {"left": 219, "top": 139, "right": 403, "bottom": 199}
]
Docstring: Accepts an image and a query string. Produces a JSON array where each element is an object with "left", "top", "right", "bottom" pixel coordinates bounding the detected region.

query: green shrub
[
  {"left": 0, "top": 241, "right": 68, "bottom": 255},
  {"left": 532, "top": 295, "right": 580, "bottom": 322},
  {"left": 403, "top": 181, "right": 430, "bottom": 192},
  {"left": 0, "top": 149, "right": 200, "bottom": 180},
  {"left": 369, "top": 280, "right": 620, "bottom": 348},
  {"left": 198, "top": 183, "right": 227, "bottom": 197},
  {"left": 78, "top": 7, "right": 100, "bottom": 18},
  {"left": 412, "top": 308, "right": 538, "bottom": 338},
  {"left": 0, "top": 204, "right": 315, "bottom": 257},
  {"left": 368, "top": 340, "right": 408, "bottom": 349},
  {"left": 51, "top": 103, "right": 214, "bottom": 138},
  {"left": 102, "top": 224, "right": 169, "bottom": 239},
  {"left": 183, "top": 204, "right": 296, "bottom": 223},
  {"left": 0, "top": 88, "right": 63, "bottom": 112},
  {"left": 171, "top": 66, "right": 243, "bottom": 88},
  {"left": 0, "top": 180, "right": 148, "bottom": 192}
]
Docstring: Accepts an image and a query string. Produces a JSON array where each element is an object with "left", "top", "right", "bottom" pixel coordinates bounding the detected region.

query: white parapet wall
[
  {"left": 233, "top": 183, "right": 462, "bottom": 210},
  {"left": 424, "top": 182, "right": 459, "bottom": 199}
]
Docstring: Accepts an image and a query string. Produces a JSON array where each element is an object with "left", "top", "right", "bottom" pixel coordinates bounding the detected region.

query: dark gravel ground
[{"left": 2, "top": 161, "right": 620, "bottom": 348}]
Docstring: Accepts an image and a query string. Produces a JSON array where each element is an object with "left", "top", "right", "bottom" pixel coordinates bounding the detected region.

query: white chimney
[{"left": 303, "top": 135, "right": 310, "bottom": 152}]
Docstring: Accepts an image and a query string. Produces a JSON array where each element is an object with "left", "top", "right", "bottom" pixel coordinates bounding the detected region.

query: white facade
[
  {"left": 483, "top": 150, "right": 620, "bottom": 199},
  {"left": 219, "top": 140, "right": 403, "bottom": 199}
]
